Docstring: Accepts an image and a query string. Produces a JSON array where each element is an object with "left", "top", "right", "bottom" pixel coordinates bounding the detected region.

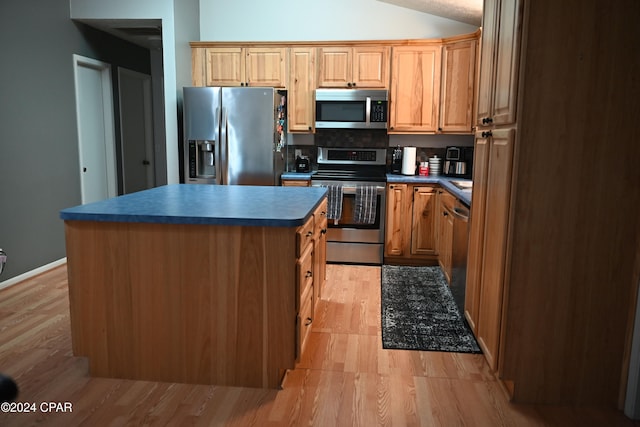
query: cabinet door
[
  {"left": 439, "top": 39, "right": 477, "bottom": 133},
  {"left": 288, "top": 48, "right": 316, "bottom": 132},
  {"left": 476, "top": 0, "right": 522, "bottom": 126},
  {"left": 411, "top": 186, "right": 437, "bottom": 255},
  {"left": 317, "top": 47, "right": 352, "bottom": 88},
  {"left": 205, "top": 47, "right": 245, "bottom": 86},
  {"left": 491, "top": 0, "right": 522, "bottom": 125},
  {"left": 475, "top": 0, "right": 498, "bottom": 125},
  {"left": 384, "top": 184, "right": 410, "bottom": 257},
  {"left": 439, "top": 203, "right": 454, "bottom": 283},
  {"left": 476, "top": 127, "right": 515, "bottom": 371},
  {"left": 246, "top": 48, "right": 286, "bottom": 87},
  {"left": 390, "top": 45, "right": 442, "bottom": 132},
  {"left": 352, "top": 47, "right": 390, "bottom": 88},
  {"left": 464, "top": 133, "right": 490, "bottom": 333}
]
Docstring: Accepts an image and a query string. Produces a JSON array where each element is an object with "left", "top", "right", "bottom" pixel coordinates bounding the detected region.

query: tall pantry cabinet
[{"left": 468, "top": 0, "right": 640, "bottom": 408}]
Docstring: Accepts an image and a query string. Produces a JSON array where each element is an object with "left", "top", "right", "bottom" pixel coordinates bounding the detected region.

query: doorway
[
  {"left": 73, "top": 55, "right": 117, "bottom": 204},
  {"left": 118, "top": 67, "right": 155, "bottom": 193}
]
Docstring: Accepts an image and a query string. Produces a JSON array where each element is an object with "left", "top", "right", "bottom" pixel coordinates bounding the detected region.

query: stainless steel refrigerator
[{"left": 183, "top": 86, "right": 286, "bottom": 185}]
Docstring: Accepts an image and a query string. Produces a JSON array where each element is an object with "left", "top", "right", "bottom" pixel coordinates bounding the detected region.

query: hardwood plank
[{"left": 0, "top": 264, "right": 638, "bottom": 426}]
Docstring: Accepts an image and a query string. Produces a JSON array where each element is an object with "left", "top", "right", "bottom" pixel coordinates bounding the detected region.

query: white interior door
[
  {"left": 73, "top": 55, "right": 117, "bottom": 204},
  {"left": 118, "top": 67, "right": 155, "bottom": 193}
]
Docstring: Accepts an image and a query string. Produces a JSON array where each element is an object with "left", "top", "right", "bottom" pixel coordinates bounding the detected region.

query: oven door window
[{"left": 330, "top": 192, "right": 381, "bottom": 229}]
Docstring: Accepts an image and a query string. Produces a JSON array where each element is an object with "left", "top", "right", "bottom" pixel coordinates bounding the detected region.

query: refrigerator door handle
[
  {"left": 220, "top": 106, "right": 228, "bottom": 185},
  {"left": 215, "top": 107, "right": 222, "bottom": 184}
]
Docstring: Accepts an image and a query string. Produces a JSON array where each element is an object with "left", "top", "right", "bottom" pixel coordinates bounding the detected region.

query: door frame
[{"left": 73, "top": 54, "right": 117, "bottom": 203}]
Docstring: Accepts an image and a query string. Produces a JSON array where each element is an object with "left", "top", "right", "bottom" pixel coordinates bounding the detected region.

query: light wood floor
[{"left": 0, "top": 264, "right": 637, "bottom": 426}]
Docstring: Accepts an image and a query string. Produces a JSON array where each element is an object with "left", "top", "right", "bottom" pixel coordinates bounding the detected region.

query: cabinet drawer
[
  {"left": 297, "top": 285, "right": 313, "bottom": 360},
  {"left": 296, "top": 215, "right": 314, "bottom": 256},
  {"left": 296, "top": 243, "right": 313, "bottom": 308},
  {"left": 314, "top": 200, "right": 328, "bottom": 237}
]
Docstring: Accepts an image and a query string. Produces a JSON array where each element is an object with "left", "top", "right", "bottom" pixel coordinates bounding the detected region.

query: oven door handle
[{"left": 313, "top": 184, "right": 385, "bottom": 195}]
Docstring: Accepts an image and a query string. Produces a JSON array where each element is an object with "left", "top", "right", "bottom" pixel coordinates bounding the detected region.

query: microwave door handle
[{"left": 365, "top": 96, "right": 371, "bottom": 127}]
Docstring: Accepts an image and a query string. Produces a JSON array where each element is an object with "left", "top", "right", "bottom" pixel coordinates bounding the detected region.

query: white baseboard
[{"left": 0, "top": 258, "right": 67, "bottom": 291}]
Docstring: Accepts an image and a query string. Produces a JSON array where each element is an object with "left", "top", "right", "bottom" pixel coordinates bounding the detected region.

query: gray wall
[{"left": 0, "top": 0, "right": 151, "bottom": 281}]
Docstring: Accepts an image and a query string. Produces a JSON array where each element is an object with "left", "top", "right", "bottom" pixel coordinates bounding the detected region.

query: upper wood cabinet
[
  {"left": 317, "top": 46, "right": 390, "bottom": 88},
  {"left": 203, "top": 47, "right": 286, "bottom": 88},
  {"left": 288, "top": 47, "right": 316, "bottom": 133},
  {"left": 439, "top": 38, "right": 478, "bottom": 133},
  {"left": 389, "top": 45, "right": 442, "bottom": 132},
  {"left": 390, "top": 34, "right": 479, "bottom": 134},
  {"left": 476, "top": 0, "right": 522, "bottom": 127}
]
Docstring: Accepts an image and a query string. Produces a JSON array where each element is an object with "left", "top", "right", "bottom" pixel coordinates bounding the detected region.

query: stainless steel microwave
[{"left": 315, "top": 89, "right": 388, "bottom": 130}]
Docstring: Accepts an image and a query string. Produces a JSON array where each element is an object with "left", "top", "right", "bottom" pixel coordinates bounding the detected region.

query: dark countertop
[
  {"left": 386, "top": 174, "right": 472, "bottom": 206},
  {"left": 59, "top": 184, "right": 328, "bottom": 227},
  {"left": 281, "top": 172, "right": 472, "bottom": 206},
  {"left": 281, "top": 171, "right": 315, "bottom": 180}
]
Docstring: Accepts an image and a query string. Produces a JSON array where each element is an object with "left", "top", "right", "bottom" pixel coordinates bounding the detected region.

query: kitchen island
[{"left": 60, "top": 184, "right": 327, "bottom": 389}]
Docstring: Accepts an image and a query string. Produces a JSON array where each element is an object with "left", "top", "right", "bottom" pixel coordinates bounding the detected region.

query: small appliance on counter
[
  {"left": 444, "top": 146, "right": 473, "bottom": 179},
  {"left": 295, "top": 156, "right": 310, "bottom": 173},
  {"left": 391, "top": 146, "right": 402, "bottom": 173}
]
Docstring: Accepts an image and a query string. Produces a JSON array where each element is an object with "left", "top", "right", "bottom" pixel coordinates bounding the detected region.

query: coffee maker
[{"left": 444, "top": 146, "right": 473, "bottom": 179}]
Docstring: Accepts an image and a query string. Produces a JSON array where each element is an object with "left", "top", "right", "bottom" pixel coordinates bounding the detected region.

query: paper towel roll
[{"left": 401, "top": 147, "right": 417, "bottom": 175}]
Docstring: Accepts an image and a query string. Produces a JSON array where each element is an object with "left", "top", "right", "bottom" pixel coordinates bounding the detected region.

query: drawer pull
[
  {"left": 305, "top": 317, "right": 312, "bottom": 326},
  {"left": 306, "top": 231, "right": 313, "bottom": 237},
  {"left": 305, "top": 270, "right": 312, "bottom": 278}
]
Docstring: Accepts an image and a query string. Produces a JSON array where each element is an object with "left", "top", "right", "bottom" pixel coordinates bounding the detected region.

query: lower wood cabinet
[
  {"left": 437, "top": 190, "right": 455, "bottom": 282},
  {"left": 282, "top": 179, "right": 310, "bottom": 187},
  {"left": 295, "top": 199, "right": 327, "bottom": 360},
  {"left": 384, "top": 183, "right": 439, "bottom": 264}
]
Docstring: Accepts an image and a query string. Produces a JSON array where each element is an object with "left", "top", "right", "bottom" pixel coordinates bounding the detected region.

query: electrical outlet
[{"left": 295, "top": 149, "right": 302, "bottom": 158}]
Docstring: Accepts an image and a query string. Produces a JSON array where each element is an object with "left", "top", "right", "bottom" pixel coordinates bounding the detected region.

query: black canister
[{"left": 391, "top": 146, "right": 402, "bottom": 173}]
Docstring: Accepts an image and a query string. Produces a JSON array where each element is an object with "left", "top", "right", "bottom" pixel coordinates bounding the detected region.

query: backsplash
[{"left": 285, "top": 130, "right": 473, "bottom": 174}]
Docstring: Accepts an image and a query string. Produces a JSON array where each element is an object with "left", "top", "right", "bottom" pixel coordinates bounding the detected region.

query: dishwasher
[{"left": 450, "top": 202, "right": 470, "bottom": 316}]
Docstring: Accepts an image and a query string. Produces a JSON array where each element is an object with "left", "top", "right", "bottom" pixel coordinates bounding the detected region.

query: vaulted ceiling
[
  {"left": 76, "top": 1, "right": 482, "bottom": 50},
  {"left": 377, "top": 0, "right": 483, "bottom": 26}
]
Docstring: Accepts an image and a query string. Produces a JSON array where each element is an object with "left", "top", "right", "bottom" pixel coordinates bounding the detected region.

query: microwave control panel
[{"left": 371, "top": 101, "right": 387, "bottom": 122}]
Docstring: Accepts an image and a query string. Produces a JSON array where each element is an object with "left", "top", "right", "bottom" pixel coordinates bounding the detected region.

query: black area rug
[{"left": 381, "top": 265, "right": 481, "bottom": 353}]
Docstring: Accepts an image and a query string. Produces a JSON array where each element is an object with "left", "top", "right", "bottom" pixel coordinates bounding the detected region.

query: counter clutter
[{"left": 59, "top": 184, "right": 328, "bottom": 389}]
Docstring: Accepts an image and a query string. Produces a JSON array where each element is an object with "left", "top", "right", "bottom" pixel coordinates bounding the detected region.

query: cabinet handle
[
  {"left": 481, "top": 131, "right": 493, "bottom": 138},
  {"left": 308, "top": 126, "right": 312, "bottom": 130},
  {"left": 443, "top": 211, "right": 449, "bottom": 217},
  {"left": 306, "top": 231, "right": 313, "bottom": 237},
  {"left": 305, "top": 317, "right": 312, "bottom": 326},
  {"left": 305, "top": 270, "right": 312, "bottom": 278},
  {"left": 482, "top": 117, "right": 493, "bottom": 124},
  {"left": 321, "top": 228, "right": 327, "bottom": 234}
]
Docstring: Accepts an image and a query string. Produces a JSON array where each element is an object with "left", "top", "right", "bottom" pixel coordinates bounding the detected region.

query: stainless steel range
[{"left": 311, "top": 147, "right": 387, "bottom": 265}]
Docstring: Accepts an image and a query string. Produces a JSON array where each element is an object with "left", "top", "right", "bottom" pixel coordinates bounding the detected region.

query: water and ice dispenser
[{"left": 185, "top": 140, "right": 217, "bottom": 184}]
